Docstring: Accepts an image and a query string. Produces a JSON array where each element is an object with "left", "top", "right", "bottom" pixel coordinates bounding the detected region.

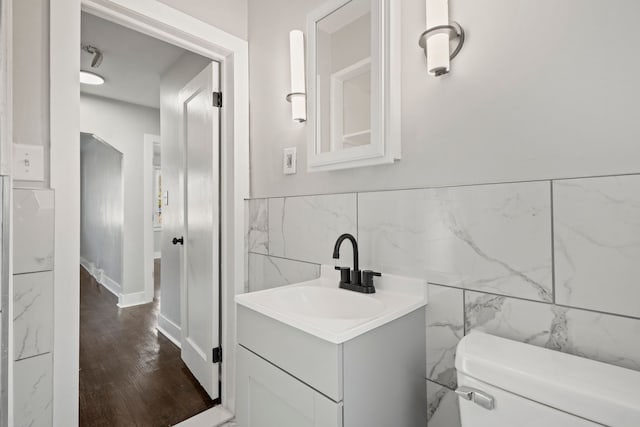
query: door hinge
[
  {"left": 212, "top": 346, "right": 222, "bottom": 363},
  {"left": 212, "top": 91, "right": 222, "bottom": 108}
]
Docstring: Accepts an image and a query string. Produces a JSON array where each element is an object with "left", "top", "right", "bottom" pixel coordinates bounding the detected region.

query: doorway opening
[
  {"left": 78, "top": 11, "right": 223, "bottom": 425},
  {"left": 50, "top": 1, "right": 249, "bottom": 424}
]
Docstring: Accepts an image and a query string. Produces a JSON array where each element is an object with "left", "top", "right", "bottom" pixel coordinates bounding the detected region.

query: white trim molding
[
  {"left": 51, "top": 1, "right": 249, "bottom": 424},
  {"left": 50, "top": 1, "right": 81, "bottom": 425},
  {"left": 80, "top": 258, "right": 148, "bottom": 308},
  {"left": 143, "top": 134, "right": 158, "bottom": 304},
  {"left": 79, "top": 258, "right": 122, "bottom": 297},
  {"left": 117, "top": 291, "right": 148, "bottom": 308},
  {"left": 157, "top": 313, "right": 181, "bottom": 348},
  {"left": 173, "top": 406, "right": 234, "bottom": 427},
  {"left": 0, "top": 0, "right": 12, "bottom": 176}
]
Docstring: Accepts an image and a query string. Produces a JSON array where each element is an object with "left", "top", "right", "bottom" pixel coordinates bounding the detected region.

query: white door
[{"left": 179, "top": 62, "right": 221, "bottom": 400}]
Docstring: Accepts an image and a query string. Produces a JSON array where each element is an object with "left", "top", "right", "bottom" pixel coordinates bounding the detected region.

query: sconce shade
[
  {"left": 426, "top": 0, "right": 450, "bottom": 76},
  {"left": 288, "top": 30, "right": 307, "bottom": 122}
]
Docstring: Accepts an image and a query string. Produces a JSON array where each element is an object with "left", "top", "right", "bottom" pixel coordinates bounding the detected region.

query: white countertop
[{"left": 235, "top": 265, "right": 427, "bottom": 344}]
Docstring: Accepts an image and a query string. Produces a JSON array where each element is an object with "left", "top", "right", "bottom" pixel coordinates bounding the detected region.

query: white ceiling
[{"left": 80, "top": 12, "right": 186, "bottom": 109}]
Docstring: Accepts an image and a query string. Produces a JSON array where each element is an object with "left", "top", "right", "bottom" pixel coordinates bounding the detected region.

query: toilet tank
[{"left": 455, "top": 332, "right": 640, "bottom": 427}]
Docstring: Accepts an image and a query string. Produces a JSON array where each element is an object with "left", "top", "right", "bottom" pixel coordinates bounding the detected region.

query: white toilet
[{"left": 455, "top": 332, "right": 640, "bottom": 427}]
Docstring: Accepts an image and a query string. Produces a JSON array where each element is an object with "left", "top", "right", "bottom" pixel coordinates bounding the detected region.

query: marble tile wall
[
  {"left": 246, "top": 194, "right": 357, "bottom": 292},
  {"left": 14, "top": 352, "right": 53, "bottom": 427},
  {"left": 248, "top": 253, "right": 320, "bottom": 292},
  {"left": 359, "top": 182, "right": 553, "bottom": 301},
  {"left": 13, "top": 189, "right": 55, "bottom": 427},
  {"left": 13, "top": 189, "right": 54, "bottom": 274},
  {"left": 14, "top": 272, "right": 54, "bottom": 361},
  {"left": 553, "top": 175, "right": 640, "bottom": 318},
  {"left": 267, "top": 194, "right": 357, "bottom": 265},
  {"left": 245, "top": 174, "right": 640, "bottom": 427}
]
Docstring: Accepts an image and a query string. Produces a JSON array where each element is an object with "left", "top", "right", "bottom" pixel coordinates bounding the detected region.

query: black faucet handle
[
  {"left": 335, "top": 266, "right": 351, "bottom": 284},
  {"left": 362, "top": 270, "right": 381, "bottom": 287}
]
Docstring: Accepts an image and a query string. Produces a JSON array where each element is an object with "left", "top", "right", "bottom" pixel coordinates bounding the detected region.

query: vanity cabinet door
[{"left": 237, "top": 345, "right": 343, "bottom": 427}]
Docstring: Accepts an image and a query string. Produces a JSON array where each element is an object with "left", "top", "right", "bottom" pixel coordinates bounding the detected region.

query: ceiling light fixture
[
  {"left": 80, "top": 70, "right": 105, "bottom": 85},
  {"left": 81, "top": 44, "right": 104, "bottom": 68}
]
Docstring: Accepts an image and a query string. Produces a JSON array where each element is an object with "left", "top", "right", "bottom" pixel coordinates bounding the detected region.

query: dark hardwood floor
[{"left": 79, "top": 259, "right": 215, "bottom": 426}]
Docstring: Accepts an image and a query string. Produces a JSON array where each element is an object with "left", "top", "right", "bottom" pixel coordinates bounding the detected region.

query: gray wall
[
  {"left": 80, "top": 133, "right": 123, "bottom": 284},
  {"left": 157, "top": 0, "right": 248, "bottom": 40},
  {"left": 13, "top": 0, "right": 49, "bottom": 187},
  {"left": 248, "top": 0, "right": 640, "bottom": 198},
  {"left": 80, "top": 95, "right": 160, "bottom": 295},
  {"left": 159, "top": 51, "right": 211, "bottom": 330}
]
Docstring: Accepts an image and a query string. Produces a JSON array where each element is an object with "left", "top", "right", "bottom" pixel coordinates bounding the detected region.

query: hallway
[{"left": 79, "top": 260, "right": 215, "bottom": 426}]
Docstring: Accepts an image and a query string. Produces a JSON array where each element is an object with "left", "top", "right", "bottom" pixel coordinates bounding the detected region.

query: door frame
[
  {"left": 143, "top": 133, "right": 159, "bottom": 303},
  {"left": 50, "top": 1, "right": 249, "bottom": 425}
]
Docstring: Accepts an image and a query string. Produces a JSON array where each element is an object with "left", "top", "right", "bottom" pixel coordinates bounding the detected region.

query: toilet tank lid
[{"left": 455, "top": 332, "right": 640, "bottom": 427}]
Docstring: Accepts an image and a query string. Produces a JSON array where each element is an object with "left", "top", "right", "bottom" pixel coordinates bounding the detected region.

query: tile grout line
[
  {"left": 244, "top": 171, "right": 640, "bottom": 201},
  {"left": 248, "top": 249, "right": 640, "bottom": 323},
  {"left": 426, "top": 377, "right": 457, "bottom": 392},
  {"left": 355, "top": 192, "right": 359, "bottom": 241},
  {"left": 427, "top": 281, "right": 640, "bottom": 322},
  {"left": 266, "top": 198, "right": 270, "bottom": 256},
  {"left": 550, "top": 180, "right": 556, "bottom": 304},
  {"left": 462, "top": 289, "right": 467, "bottom": 337},
  {"left": 247, "top": 251, "right": 322, "bottom": 267},
  {"left": 13, "top": 270, "right": 54, "bottom": 276},
  {"left": 14, "top": 351, "right": 51, "bottom": 363}
]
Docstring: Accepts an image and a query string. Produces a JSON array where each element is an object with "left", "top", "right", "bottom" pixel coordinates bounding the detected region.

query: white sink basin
[
  {"left": 270, "top": 286, "right": 386, "bottom": 319},
  {"left": 235, "top": 265, "right": 427, "bottom": 343}
]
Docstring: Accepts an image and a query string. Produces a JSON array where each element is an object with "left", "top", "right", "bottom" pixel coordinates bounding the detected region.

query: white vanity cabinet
[
  {"left": 236, "top": 346, "right": 342, "bottom": 427},
  {"left": 236, "top": 304, "right": 426, "bottom": 427}
]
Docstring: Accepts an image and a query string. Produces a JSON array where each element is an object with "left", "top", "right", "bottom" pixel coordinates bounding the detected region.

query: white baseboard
[
  {"left": 157, "top": 313, "right": 181, "bottom": 348},
  {"left": 80, "top": 258, "right": 121, "bottom": 297},
  {"left": 173, "top": 406, "right": 234, "bottom": 427},
  {"left": 117, "top": 291, "right": 151, "bottom": 308},
  {"left": 101, "top": 273, "right": 122, "bottom": 297},
  {"left": 154, "top": 251, "right": 161, "bottom": 259},
  {"left": 81, "top": 258, "right": 153, "bottom": 308}
]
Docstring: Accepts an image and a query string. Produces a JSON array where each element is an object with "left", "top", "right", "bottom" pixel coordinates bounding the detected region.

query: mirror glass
[{"left": 316, "top": 0, "right": 372, "bottom": 154}]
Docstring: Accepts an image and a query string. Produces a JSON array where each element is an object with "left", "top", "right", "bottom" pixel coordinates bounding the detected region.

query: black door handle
[{"left": 172, "top": 236, "right": 184, "bottom": 245}]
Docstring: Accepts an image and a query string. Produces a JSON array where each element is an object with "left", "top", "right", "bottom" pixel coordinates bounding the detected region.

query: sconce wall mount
[{"left": 418, "top": 22, "right": 465, "bottom": 76}]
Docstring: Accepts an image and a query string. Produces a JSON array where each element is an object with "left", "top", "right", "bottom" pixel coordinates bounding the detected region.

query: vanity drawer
[
  {"left": 237, "top": 345, "right": 343, "bottom": 427},
  {"left": 237, "top": 305, "right": 343, "bottom": 401}
]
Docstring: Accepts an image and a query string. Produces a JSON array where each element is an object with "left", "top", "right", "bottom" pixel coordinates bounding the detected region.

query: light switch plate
[
  {"left": 13, "top": 144, "right": 44, "bottom": 181},
  {"left": 283, "top": 147, "right": 297, "bottom": 175}
]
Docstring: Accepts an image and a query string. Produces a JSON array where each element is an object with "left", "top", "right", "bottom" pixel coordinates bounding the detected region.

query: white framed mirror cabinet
[{"left": 306, "top": 0, "right": 401, "bottom": 172}]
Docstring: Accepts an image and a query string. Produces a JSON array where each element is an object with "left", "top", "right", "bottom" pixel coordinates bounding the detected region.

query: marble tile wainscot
[
  {"left": 13, "top": 188, "right": 55, "bottom": 426},
  {"left": 245, "top": 173, "right": 640, "bottom": 427},
  {"left": 554, "top": 175, "right": 640, "bottom": 318}
]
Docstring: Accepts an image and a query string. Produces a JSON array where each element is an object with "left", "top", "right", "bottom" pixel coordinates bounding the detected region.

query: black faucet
[{"left": 333, "top": 233, "right": 380, "bottom": 294}]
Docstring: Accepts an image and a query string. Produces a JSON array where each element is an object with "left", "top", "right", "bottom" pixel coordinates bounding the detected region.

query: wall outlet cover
[
  {"left": 13, "top": 143, "right": 45, "bottom": 181},
  {"left": 283, "top": 147, "right": 297, "bottom": 175}
]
